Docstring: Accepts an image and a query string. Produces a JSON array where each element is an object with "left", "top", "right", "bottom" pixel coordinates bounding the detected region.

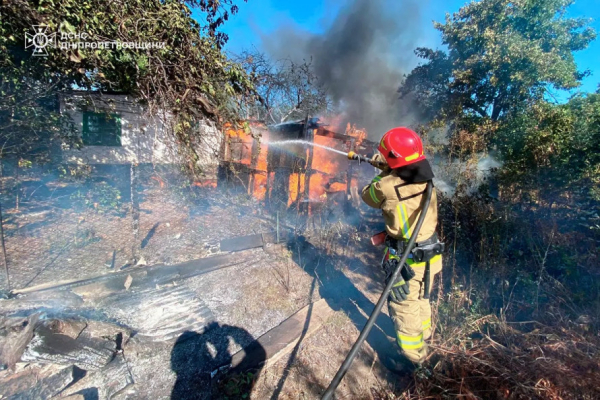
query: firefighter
[{"left": 361, "top": 127, "right": 443, "bottom": 365}]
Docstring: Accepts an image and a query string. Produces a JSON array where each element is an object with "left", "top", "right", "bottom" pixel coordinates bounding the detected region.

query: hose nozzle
[
  {"left": 347, "top": 151, "right": 384, "bottom": 166},
  {"left": 347, "top": 151, "right": 371, "bottom": 163}
]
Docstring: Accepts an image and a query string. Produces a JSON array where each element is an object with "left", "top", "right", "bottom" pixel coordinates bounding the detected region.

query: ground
[{"left": 0, "top": 172, "right": 415, "bottom": 399}]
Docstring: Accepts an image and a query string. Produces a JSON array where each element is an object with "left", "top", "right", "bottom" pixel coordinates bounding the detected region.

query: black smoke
[{"left": 262, "top": 0, "right": 426, "bottom": 136}]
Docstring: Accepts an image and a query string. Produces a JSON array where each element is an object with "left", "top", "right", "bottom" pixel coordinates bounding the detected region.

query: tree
[
  {"left": 235, "top": 50, "right": 331, "bottom": 124},
  {"left": 0, "top": 0, "right": 253, "bottom": 170},
  {"left": 496, "top": 94, "right": 600, "bottom": 201},
  {"left": 400, "top": 0, "right": 596, "bottom": 123}
]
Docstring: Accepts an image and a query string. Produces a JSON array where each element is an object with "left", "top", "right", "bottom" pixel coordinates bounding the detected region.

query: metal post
[
  {"left": 276, "top": 211, "right": 280, "bottom": 243},
  {"left": 0, "top": 201, "right": 10, "bottom": 291}
]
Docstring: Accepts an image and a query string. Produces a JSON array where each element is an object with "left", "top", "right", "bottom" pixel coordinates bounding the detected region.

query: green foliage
[
  {"left": 496, "top": 94, "right": 600, "bottom": 204},
  {"left": 70, "top": 182, "right": 122, "bottom": 213},
  {"left": 0, "top": 0, "right": 253, "bottom": 172},
  {"left": 235, "top": 50, "right": 332, "bottom": 123},
  {"left": 57, "top": 163, "right": 93, "bottom": 181},
  {"left": 218, "top": 371, "right": 256, "bottom": 399},
  {"left": 400, "top": 0, "right": 596, "bottom": 123}
]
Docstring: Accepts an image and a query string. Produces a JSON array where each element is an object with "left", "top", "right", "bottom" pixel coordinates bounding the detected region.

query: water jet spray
[{"left": 265, "top": 140, "right": 385, "bottom": 168}]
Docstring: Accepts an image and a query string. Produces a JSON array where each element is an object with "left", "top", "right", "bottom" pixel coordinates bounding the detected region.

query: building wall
[{"left": 60, "top": 93, "right": 222, "bottom": 171}]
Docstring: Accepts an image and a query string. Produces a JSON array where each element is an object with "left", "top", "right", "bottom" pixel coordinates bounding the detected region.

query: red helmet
[{"left": 377, "top": 127, "right": 426, "bottom": 169}]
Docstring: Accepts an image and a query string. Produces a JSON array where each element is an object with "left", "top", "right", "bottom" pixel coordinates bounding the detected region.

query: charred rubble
[{"left": 0, "top": 117, "right": 382, "bottom": 399}]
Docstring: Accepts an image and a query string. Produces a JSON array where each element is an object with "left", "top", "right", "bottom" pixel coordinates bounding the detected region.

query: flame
[
  {"left": 224, "top": 124, "right": 254, "bottom": 166},
  {"left": 224, "top": 123, "right": 270, "bottom": 199},
  {"left": 252, "top": 136, "right": 269, "bottom": 200},
  {"left": 253, "top": 174, "right": 267, "bottom": 200},
  {"left": 308, "top": 173, "right": 327, "bottom": 200},
  {"left": 192, "top": 180, "right": 217, "bottom": 188},
  {"left": 223, "top": 117, "right": 365, "bottom": 209},
  {"left": 288, "top": 173, "right": 299, "bottom": 206},
  {"left": 345, "top": 123, "right": 367, "bottom": 148},
  {"left": 329, "top": 182, "right": 346, "bottom": 192},
  {"left": 307, "top": 135, "right": 347, "bottom": 200}
]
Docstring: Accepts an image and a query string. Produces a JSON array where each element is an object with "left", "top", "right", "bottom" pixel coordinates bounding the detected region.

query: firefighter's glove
[
  {"left": 370, "top": 154, "right": 390, "bottom": 172},
  {"left": 383, "top": 258, "right": 413, "bottom": 304},
  {"left": 388, "top": 276, "right": 410, "bottom": 303},
  {"left": 383, "top": 255, "right": 416, "bottom": 282},
  {"left": 400, "top": 262, "right": 416, "bottom": 282}
]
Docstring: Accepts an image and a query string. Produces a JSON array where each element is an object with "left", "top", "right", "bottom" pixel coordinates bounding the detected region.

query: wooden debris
[
  {"left": 0, "top": 365, "right": 77, "bottom": 399},
  {"left": 13, "top": 253, "right": 242, "bottom": 296},
  {"left": 61, "top": 353, "right": 134, "bottom": 400},
  {"left": 99, "top": 353, "right": 134, "bottom": 398},
  {"left": 0, "top": 313, "right": 40, "bottom": 370},
  {"left": 124, "top": 274, "right": 133, "bottom": 291},
  {"left": 220, "top": 230, "right": 293, "bottom": 252},
  {"left": 230, "top": 299, "right": 335, "bottom": 371},
  {"left": 96, "top": 285, "right": 215, "bottom": 342},
  {"left": 84, "top": 320, "right": 131, "bottom": 345},
  {"left": 22, "top": 320, "right": 117, "bottom": 370},
  {"left": 43, "top": 318, "right": 87, "bottom": 339}
]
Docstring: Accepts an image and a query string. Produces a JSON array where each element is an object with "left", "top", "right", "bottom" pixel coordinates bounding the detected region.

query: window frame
[{"left": 82, "top": 111, "right": 122, "bottom": 147}]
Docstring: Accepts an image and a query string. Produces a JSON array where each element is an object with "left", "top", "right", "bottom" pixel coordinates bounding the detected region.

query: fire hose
[
  {"left": 321, "top": 173, "right": 434, "bottom": 400},
  {"left": 347, "top": 151, "right": 387, "bottom": 167}
]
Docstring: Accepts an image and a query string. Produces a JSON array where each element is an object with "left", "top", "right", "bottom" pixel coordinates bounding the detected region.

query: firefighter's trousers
[{"left": 387, "top": 256, "right": 442, "bottom": 363}]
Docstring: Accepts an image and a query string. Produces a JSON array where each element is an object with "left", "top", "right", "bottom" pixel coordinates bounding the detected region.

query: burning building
[{"left": 219, "top": 117, "right": 377, "bottom": 212}]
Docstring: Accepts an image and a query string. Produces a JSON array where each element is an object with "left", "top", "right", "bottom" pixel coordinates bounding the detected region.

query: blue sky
[{"left": 201, "top": 0, "right": 600, "bottom": 97}]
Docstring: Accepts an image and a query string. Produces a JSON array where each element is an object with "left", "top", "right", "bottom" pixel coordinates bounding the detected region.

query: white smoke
[{"left": 431, "top": 153, "right": 502, "bottom": 197}]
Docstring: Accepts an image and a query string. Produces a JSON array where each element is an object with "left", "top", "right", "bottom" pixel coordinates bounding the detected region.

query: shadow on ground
[{"left": 171, "top": 323, "right": 266, "bottom": 400}]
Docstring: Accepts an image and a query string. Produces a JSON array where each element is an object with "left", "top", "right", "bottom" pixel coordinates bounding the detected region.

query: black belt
[
  {"left": 385, "top": 232, "right": 443, "bottom": 300},
  {"left": 385, "top": 232, "right": 439, "bottom": 253},
  {"left": 415, "top": 232, "right": 439, "bottom": 247}
]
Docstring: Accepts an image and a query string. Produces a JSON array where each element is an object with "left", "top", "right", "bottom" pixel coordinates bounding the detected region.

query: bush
[{"left": 70, "top": 182, "right": 123, "bottom": 214}]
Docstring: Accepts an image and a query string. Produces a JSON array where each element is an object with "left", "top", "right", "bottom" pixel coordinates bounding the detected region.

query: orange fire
[
  {"left": 345, "top": 123, "right": 367, "bottom": 148},
  {"left": 192, "top": 180, "right": 217, "bottom": 188},
  {"left": 329, "top": 182, "right": 346, "bottom": 192},
  {"left": 307, "top": 135, "right": 348, "bottom": 199},
  {"left": 224, "top": 124, "right": 254, "bottom": 166},
  {"left": 318, "top": 116, "right": 368, "bottom": 149},
  {"left": 223, "top": 118, "right": 366, "bottom": 208},
  {"left": 288, "top": 173, "right": 299, "bottom": 206},
  {"left": 252, "top": 133, "right": 269, "bottom": 200}
]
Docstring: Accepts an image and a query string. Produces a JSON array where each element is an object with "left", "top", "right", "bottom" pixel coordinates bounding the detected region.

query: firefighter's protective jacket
[
  {"left": 361, "top": 156, "right": 442, "bottom": 271},
  {"left": 361, "top": 158, "right": 438, "bottom": 242}
]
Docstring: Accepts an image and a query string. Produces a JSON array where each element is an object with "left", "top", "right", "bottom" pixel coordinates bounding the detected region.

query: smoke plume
[{"left": 262, "top": 0, "right": 426, "bottom": 136}]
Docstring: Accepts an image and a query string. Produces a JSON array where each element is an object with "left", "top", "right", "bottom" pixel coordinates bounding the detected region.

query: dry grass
[
  {"left": 371, "top": 309, "right": 600, "bottom": 400},
  {"left": 421, "top": 316, "right": 600, "bottom": 399}
]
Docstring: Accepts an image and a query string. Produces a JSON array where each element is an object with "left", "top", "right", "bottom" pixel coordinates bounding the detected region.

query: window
[{"left": 82, "top": 112, "right": 122, "bottom": 146}]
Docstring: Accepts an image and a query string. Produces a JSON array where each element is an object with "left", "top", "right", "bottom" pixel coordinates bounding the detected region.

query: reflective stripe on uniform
[
  {"left": 397, "top": 203, "right": 410, "bottom": 238},
  {"left": 369, "top": 177, "right": 382, "bottom": 204},
  {"left": 398, "top": 333, "right": 424, "bottom": 350},
  {"left": 406, "top": 254, "right": 442, "bottom": 267},
  {"left": 369, "top": 184, "right": 380, "bottom": 203},
  {"left": 422, "top": 318, "right": 431, "bottom": 330}
]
